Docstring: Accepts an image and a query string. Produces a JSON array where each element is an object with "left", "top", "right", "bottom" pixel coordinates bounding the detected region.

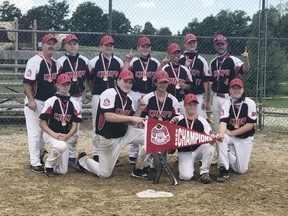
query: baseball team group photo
[{"left": 1, "top": 0, "right": 287, "bottom": 215}]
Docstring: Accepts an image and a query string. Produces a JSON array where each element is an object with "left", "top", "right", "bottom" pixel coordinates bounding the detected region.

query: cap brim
[
  {"left": 185, "top": 39, "right": 197, "bottom": 43},
  {"left": 214, "top": 41, "right": 227, "bottom": 46},
  {"left": 185, "top": 100, "right": 199, "bottom": 104},
  {"left": 157, "top": 79, "right": 169, "bottom": 83}
]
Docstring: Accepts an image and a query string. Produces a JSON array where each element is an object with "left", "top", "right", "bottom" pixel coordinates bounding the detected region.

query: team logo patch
[
  {"left": 26, "top": 69, "right": 32, "bottom": 77},
  {"left": 252, "top": 111, "right": 257, "bottom": 116},
  {"left": 150, "top": 123, "right": 170, "bottom": 145},
  {"left": 103, "top": 98, "right": 110, "bottom": 106}
]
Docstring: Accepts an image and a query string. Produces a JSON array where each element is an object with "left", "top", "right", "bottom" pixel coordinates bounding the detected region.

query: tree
[
  {"left": 0, "top": 1, "right": 21, "bottom": 21},
  {"left": 21, "top": 0, "right": 69, "bottom": 30},
  {"left": 142, "top": 22, "right": 157, "bottom": 35},
  {"left": 182, "top": 18, "right": 200, "bottom": 35},
  {"left": 157, "top": 27, "right": 172, "bottom": 36},
  {"left": 131, "top": 25, "right": 142, "bottom": 34},
  {"left": 101, "top": 10, "right": 132, "bottom": 34},
  {"left": 69, "top": 2, "right": 104, "bottom": 32}
]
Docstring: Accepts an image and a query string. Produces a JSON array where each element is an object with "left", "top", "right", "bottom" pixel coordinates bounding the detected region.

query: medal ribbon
[
  {"left": 155, "top": 92, "right": 168, "bottom": 119},
  {"left": 66, "top": 56, "right": 79, "bottom": 81},
  {"left": 58, "top": 98, "right": 69, "bottom": 122},
  {"left": 101, "top": 53, "right": 112, "bottom": 80},
  {"left": 184, "top": 114, "right": 196, "bottom": 130},
  {"left": 170, "top": 62, "right": 181, "bottom": 85},
  {"left": 39, "top": 52, "right": 52, "bottom": 80},
  {"left": 115, "top": 87, "right": 128, "bottom": 114},
  {"left": 231, "top": 99, "right": 243, "bottom": 127},
  {"left": 216, "top": 56, "right": 227, "bottom": 81},
  {"left": 138, "top": 57, "right": 150, "bottom": 79}
]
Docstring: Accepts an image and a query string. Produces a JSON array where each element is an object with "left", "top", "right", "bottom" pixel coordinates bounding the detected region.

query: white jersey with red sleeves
[
  {"left": 88, "top": 53, "right": 123, "bottom": 95},
  {"left": 163, "top": 62, "right": 192, "bottom": 101},
  {"left": 210, "top": 54, "right": 244, "bottom": 93},
  {"left": 56, "top": 53, "right": 90, "bottom": 96},
  {"left": 141, "top": 91, "right": 179, "bottom": 121},
  {"left": 39, "top": 94, "right": 82, "bottom": 134},
  {"left": 23, "top": 54, "right": 57, "bottom": 101},
  {"left": 96, "top": 86, "right": 134, "bottom": 139},
  {"left": 220, "top": 96, "right": 257, "bottom": 138}
]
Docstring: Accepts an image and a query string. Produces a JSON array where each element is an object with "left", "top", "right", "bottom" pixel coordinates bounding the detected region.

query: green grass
[{"left": 262, "top": 97, "right": 288, "bottom": 108}]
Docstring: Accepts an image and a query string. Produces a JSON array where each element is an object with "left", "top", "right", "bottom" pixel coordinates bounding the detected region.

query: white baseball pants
[
  {"left": 212, "top": 93, "right": 229, "bottom": 133},
  {"left": 43, "top": 132, "right": 69, "bottom": 174},
  {"left": 91, "top": 94, "right": 100, "bottom": 156},
  {"left": 24, "top": 97, "right": 45, "bottom": 167},
  {"left": 217, "top": 134, "right": 254, "bottom": 174},
  {"left": 178, "top": 143, "right": 214, "bottom": 181},
  {"left": 79, "top": 127, "right": 144, "bottom": 178}
]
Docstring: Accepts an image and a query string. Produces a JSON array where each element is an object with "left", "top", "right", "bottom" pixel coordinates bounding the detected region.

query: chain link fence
[{"left": 0, "top": 0, "right": 287, "bottom": 132}]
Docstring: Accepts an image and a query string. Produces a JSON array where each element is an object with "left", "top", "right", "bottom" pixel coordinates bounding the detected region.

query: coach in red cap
[
  {"left": 216, "top": 78, "right": 256, "bottom": 183},
  {"left": 77, "top": 68, "right": 150, "bottom": 180}
]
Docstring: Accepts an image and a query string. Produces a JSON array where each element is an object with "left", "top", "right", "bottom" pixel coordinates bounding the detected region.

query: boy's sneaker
[
  {"left": 115, "top": 159, "right": 122, "bottom": 166},
  {"left": 68, "top": 158, "right": 77, "bottom": 168},
  {"left": 128, "top": 157, "right": 137, "bottom": 165},
  {"left": 77, "top": 151, "right": 87, "bottom": 172},
  {"left": 30, "top": 165, "right": 44, "bottom": 173},
  {"left": 131, "top": 167, "right": 149, "bottom": 179},
  {"left": 40, "top": 148, "right": 48, "bottom": 165},
  {"left": 44, "top": 167, "right": 54, "bottom": 177},
  {"left": 217, "top": 166, "right": 229, "bottom": 183},
  {"left": 198, "top": 173, "right": 212, "bottom": 184}
]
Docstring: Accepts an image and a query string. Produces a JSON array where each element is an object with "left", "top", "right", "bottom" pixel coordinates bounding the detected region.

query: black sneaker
[
  {"left": 115, "top": 159, "right": 122, "bottom": 166},
  {"left": 198, "top": 173, "right": 212, "bottom": 184},
  {"left": 93, "top": 155, "right": 99, "bottom": 162},
  {"left": 68, "top": 158, "right": 77, "bottom": 168},
  {"left": 217, "top": 166, "right": 229, "bottom": 183},
  {"left": 131, "top": 167, "right": 149, "bottom": 179},
  {"left": 40, "top": 148, "right": 48, "bottom": 165},
  {"left": 77, "top": 151, "right": 87, "bottom": 172},
  {"left": 128, "top": 157, "right": 137, "bottom": 165},
  {"left": 44, "top": 167, "right": 54, "bottom": 177},
  {"left": 30, "top": 165, "right": 44, "bottom": 173}
]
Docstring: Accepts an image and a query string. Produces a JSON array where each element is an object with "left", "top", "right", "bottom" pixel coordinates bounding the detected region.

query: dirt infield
[{"left": 1, "top": 121, "right": 287, "bottom": 216}]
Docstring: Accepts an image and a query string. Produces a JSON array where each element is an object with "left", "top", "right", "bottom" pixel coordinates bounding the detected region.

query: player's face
[
  {"left": 184, "top": 40, "right": 197, "bottom": 52},
  {"left": 156, "top": 81, "right": 169, "bottom": 92},
  {"left": 100, "top": 43, "right": 114, "bottom": 56},
  {"left": 229, "top": 86, "right": 244, "bottom": 99},
  {"left": 64, "top": 40, "right": 79, "bottom": 55},
  {"left": 137, "top": 45, "right": 151, "bottom": 57},
  {"left": 117, "top": 79, "right": 133, "bottom": 93},
  {"left": 57, "top": 82, "right": 71, "bottom": 95},
  {"left": 185, "top": 102, "right": 198, "bottom": 116},
  {"left": 169, "top": 51, "right": 181, "bottom": 63},
  {"left": 214, "top": 42, "right": 228, "bottom": 54},
  {"left": 42, "top": 40, "right": 57, "bottom": 56}
]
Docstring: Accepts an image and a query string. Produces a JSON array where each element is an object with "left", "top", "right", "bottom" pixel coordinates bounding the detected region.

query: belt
[
  {"left": 72, "top": 93, "right": 82, "bottom": 97},
  {"left": 216, "top": 93, "right": 227, "bottom": 98}
]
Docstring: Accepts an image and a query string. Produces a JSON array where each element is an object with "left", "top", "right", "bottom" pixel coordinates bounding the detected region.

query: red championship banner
[{"left": 144, "top": 117, "right": 217, "bottom": 154}]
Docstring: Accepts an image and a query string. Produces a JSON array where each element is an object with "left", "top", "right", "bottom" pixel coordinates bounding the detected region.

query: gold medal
[
  {"left": 72, "top": 76, "right": 77, "bottom": 82},
  {"left": 158, "top": 116, "right": 163, "bottom": 121},
  {"left": 48, "top": 77, "right": 53, "bottom": 82},
  {"left": 175, "top": 84, "right": 181, "bottom": 89},
  {"left": 103, "top": 75, "right": 108, "bottom": 81},
  {"left": 143, "top": 75, "right": 147, "bottom": 81},
  {"left": 234, "top": 124, "right": 239, "bottom": 129},
  {"left": 61, "top": 119, "right": 67, "bottom": 127}
]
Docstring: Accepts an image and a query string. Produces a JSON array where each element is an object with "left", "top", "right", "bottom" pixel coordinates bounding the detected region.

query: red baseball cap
[
  {"left": 137, "top": 36, "right": 151, "bottom": 46},
  {"left": 167, "top": 43, "right": 181, "bottom": 54},
  {"left": 213, "top": 34, "right": 227, "bottom": 45},
  {"left": 64, "top": 34, "right": 79, "bottom": 44},
  {"left": 184, "top": 94, "right": 199, "bottom": 104},
  {"left": 155, "top": 70, "right": 169, "bottom": 83},
  {"left": 100, "top": 35, "right": 114, "bottom": 45},
  {"left": 118, "top": 70, "right": 134, "bottom": 80},
  {"left": 184, "top": 34, "right": 197, "bottom": 43},
  {"left": 230, "top": 78, "right": 244, "bottom": 88},
  {"left": 56, "top": 74, "right": 71, "bottom": 85},
  {"left": 42, "top": 34, "right": 58, "bottom": 44}
]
